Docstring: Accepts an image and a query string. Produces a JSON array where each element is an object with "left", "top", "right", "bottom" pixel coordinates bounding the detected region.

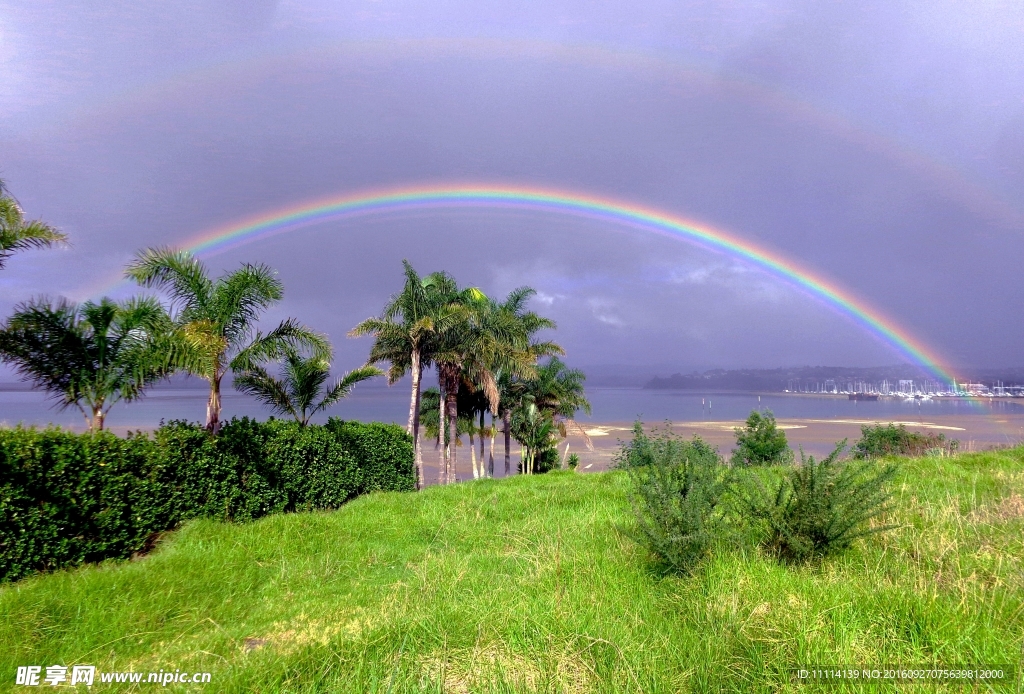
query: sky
[{"left": 1, "top": 0, "right": 1023, "bottom": 379}]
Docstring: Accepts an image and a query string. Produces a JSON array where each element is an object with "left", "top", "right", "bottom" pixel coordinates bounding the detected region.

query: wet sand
[{"left": 565, "top": 414, "right": 1024, "bottom": 472}]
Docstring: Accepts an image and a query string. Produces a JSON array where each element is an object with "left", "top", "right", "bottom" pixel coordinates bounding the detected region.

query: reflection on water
[{"left": 0, "top": 385, "right": 1020, "bottom": 432}]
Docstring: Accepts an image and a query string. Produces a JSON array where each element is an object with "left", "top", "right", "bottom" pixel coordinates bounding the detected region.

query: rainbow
[{"left": 165, "top": 183, "right": 958, "bottom": 385}]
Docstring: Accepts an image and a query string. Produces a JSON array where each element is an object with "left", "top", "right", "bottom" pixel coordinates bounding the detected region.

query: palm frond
[
  {"left": 0, "top": 196, "right": 68, "bottom": 269},
  {"left": 124, "top": 247, "right": 212, "bottom": 316},
  {"left": 314, "top": 365, "right": 383, "bottom": 414},
  {"left": 215, "top": 263, "right": 284, "bottom": 344},
  {"left": 234, "top": 366, "right": 299, "bottom": 420},
  {"left": 230, "top": 319, "right": 328, "bottom": 372}
]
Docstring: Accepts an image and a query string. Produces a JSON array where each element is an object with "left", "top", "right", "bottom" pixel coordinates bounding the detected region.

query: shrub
[
  {"left": 614, "top": 421, "right": 720, "bottom": 470},
  {"left": 0, "top": 418, "right": 415, "bottom": 583},
  {"left": 621, "top": 423, "right": 728, "bottom": 573},
  {"left": 852, "top": 423, "right": 959, "bottom": 459},
  {"left": 731, "top": 409, "right": 792, "bottom": 467},
  {"left": 325, "top": 418, "right": 415, "bottom": 493},
  {"left": 567, "top": 452, "right": 580, "bottom": 470},
  {"left": 532, "top": 446, "right": 561, "bottom": 474},
  {"left": 740, "top": 442, "right": 898, "bottom": 563}
]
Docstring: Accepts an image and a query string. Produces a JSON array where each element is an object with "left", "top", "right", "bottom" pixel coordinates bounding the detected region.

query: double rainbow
[{"left": 164, "top": 183, "right": 957, "bottom": 385}]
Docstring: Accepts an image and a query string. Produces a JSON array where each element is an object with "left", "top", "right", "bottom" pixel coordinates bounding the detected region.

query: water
[
  {"left": 576, "top": 388, "right": 1024, "bottom": 423},
  {"left": 1, "top": 384, "right": 1019, "bottom": 432},
  {"left": 0, "top": 385, "right": 412, "bottom": 430}
]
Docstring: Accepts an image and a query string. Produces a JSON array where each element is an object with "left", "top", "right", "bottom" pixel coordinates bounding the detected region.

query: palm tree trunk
[
  {"left": 92, "top": 403, "right": 105, "bottom": 432},
  {"left": 408, "top": 348, "right": 424, "bottom": 490},
  {"left": 446, "top": 394, "right": 458, "bottom": 483},
  {"left": 503, "top": 409, "right": 512, "bottom": 476},
  {"left": 469, "top": 431, "right": 477, "bottom": 479},
  {"left": 438, "top": 385, "right": 446, "bottom": 486},
  {"left": 479, "top": 410, "right": 486, "bottom": 477},
  {"left": 206, "top": 375, "right": 222, "bottom": 433},
  {"left": 488, "top": 412, "right": 495, "bottom": 477}
]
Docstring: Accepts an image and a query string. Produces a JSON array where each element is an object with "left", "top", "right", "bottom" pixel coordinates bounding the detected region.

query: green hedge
[{"left": 0, "top": 418, "right": 414, "bottom": 583}]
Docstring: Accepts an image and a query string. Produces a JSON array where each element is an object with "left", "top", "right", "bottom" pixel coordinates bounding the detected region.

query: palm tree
[
  {"left": 0, "top": 296, "right": 175, "bottom": 430},
  {"left": 524, "top": 357, "right": 591, "bottom": 425},
  {"left": 511, "top": 400, "right": 558, "bottom": 475},
  {"left": 0, "top": 183, "right": 67, "bottom": 270},
  {"left": 517, "top": 356, "right": 593, "bottom": 465},
  {"left": 452, "top": 381, "right": 490, "bottom": 479},
  {"left": 489, "top": 288, "right": 563, "bottom": 475},
  {"left": 125, "top": 248, "right": 328, "bottom": 432},
  {"left": 349, "top": 262, "right": 464, "bottom": 489},
  {"left": 234, "top": 346, "right": 382, "bottom": 426}
]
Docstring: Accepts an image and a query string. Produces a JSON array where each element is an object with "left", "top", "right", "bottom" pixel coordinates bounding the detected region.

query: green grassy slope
[{"left": 2, "top": 450, "right": 1023, "bottom": 693}]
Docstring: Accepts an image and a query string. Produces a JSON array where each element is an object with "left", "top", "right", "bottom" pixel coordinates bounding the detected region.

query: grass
[{"left": 2, "top": 449, "right": 1023, "bottom": 692}]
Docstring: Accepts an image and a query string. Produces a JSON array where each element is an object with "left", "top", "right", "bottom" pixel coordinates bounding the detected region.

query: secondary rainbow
[{"left": 170, "top": 184, "right": 959, "bottom": 385}]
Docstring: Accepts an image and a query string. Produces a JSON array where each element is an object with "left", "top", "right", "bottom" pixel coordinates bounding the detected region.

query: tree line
[{"left": 0, "top": 183, "right": 589, "bottom": 489}]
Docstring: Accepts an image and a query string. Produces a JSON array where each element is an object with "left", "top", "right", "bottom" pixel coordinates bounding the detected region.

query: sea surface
[
  {"left": 577, "top": 389, "right": 1024, "bottom": 423},
  {"left": 1, "top": 385, "right": 1021, "bottom": 430}
]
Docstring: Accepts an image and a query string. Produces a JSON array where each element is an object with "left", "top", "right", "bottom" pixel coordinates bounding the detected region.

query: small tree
[
  {"left": 126, "top": 248, "right": 328, "bottom": 432},
  {"left": 511, "top": 400, "right": 559, "bottom": 474},
  {"left": 234, "top": 346, "right": 382, "bottom": 426},
  {"left": 0, "top": 296, "right": 175, "bottom": 430},
  {"left": 740, "top": 442, "right": 899, "bottom": 563},
  {"left": 731, "top": 409, "right": 791, "bottom": 466}
]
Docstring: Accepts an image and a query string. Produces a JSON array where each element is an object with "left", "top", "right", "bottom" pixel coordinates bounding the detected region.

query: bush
[
  {"left": 325, "top": 418, "right": 415, "bottom": 493},
  {"left": 567, "top": 452, "right": 580, "bottom": 470},
  {"left": 621, "top": 423, "right": 728, "bottom": 574},
  {"left": 852, "top": 423, "right": 958, "bottom": 459},
  {"left": 614, "top": 421, "right": 720, "bottom": 470},
  {"left": 731, "top": 409, "right": 792, "bottom": 467},
  {"left": 0, "top": 418, "right": 414, "bottom": 583},
  {"left": 740, "top": 442, "right": 898, "bottom": 563},
  {"left": 532, "top": 446, "right": 561, "bottom": 474}
]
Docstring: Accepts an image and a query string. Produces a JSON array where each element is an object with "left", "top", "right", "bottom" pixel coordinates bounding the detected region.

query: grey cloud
[{"left": 1, "top": 0, "right": 1022, "bottom": 378}]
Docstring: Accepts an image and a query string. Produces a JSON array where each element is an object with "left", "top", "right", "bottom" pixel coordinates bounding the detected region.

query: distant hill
[{"left": 645, "top": 366, "right": 935, "bottom": 391}]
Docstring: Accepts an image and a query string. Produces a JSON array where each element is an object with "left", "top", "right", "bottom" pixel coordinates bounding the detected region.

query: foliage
[
  {"left": 125, "top": 248, "right": 328, "bottom": 432},
  {"left": 622, "top": 424, "right": 730, "bottom": 574},
  {"left": 324, "top": 418, "right": 416, "bottom": 494},
  {"left": 505, "top": 357, "right": 591, "bottom": 475},
  {"left": 566, "top": 452, "right": 580, "bottom": 470},
  {"left": 234, "top": 345, "right": 382, "bottom": 425},
  {"left": 511, "top": 401, "right": 559, "bottom": 474},
  {"left": 0, "top": 297, "right": 176, "bottom": 430},
  {"left": 614, "top": 421, "right": 721, "bottom": 470},
  {"left": 0, "top": 419, "right": 414, "bottom": 582},
  {"left": 740, "top": 442, "right": 899, "bottom": 562},
  {"left": 731, "top": 409, "right": 792, "bottom": 467},
  {"left": 0, "top": 188, "right": 67, "bottom": 270},
  {"left": 852, "top": 422, "right": 959, "bottom": 459}
]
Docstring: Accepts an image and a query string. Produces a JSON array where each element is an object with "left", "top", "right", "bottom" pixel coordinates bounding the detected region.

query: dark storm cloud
[{"left": 1, "top": 0, "right": 1022, "bottom": 376}]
